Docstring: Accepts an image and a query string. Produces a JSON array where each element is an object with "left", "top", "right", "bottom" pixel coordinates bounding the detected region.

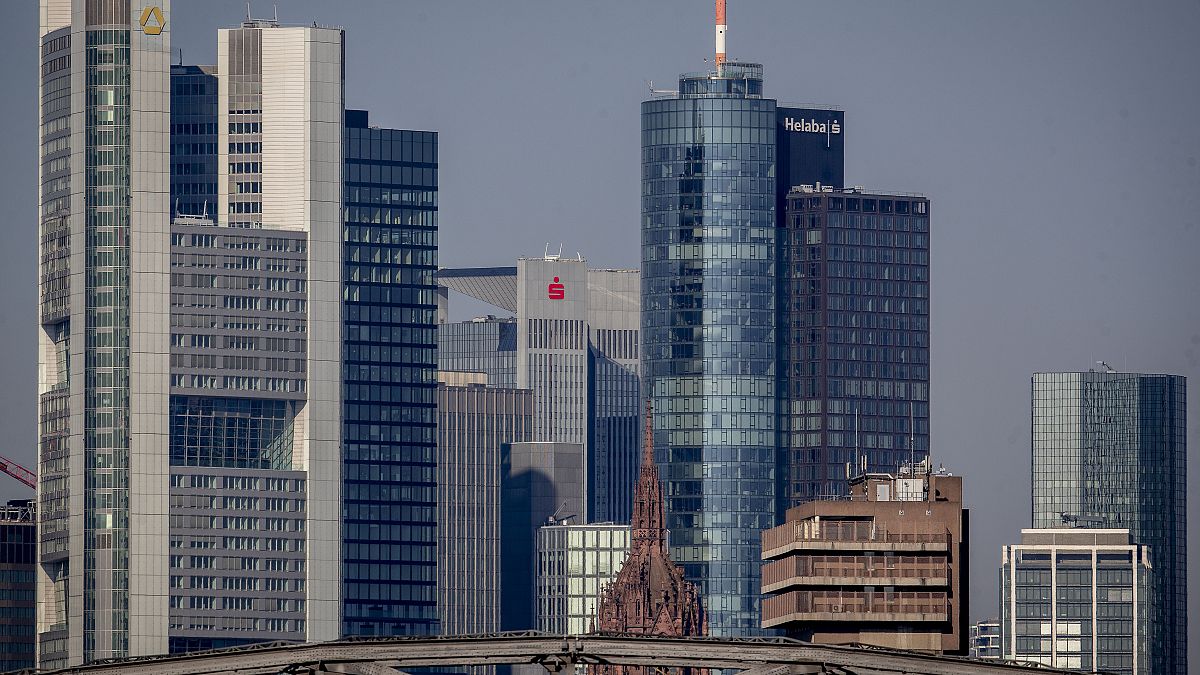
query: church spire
[{"left": 631, "top": 398, "right": 666, "bottom": 544}]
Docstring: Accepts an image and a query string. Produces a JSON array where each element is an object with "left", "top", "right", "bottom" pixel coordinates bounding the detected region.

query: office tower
[
  {"left": 0, "top": 501, "right": 35, "bottom": 671},
  {"left": 760, "top": 461, "right": 968, "bottom": 653},
  {"left": 437, "top": 376, "right": 533, "bottom": 637},
  {"left": 640, "top": 5, "right": 938, "bottom": 636},
  {"left": 438, "top": 316, "right": 518, "bottom": 389},
  {"left": 999, "top": 529, "right": 1152, "bottom": 675},
  {"left": 535, "top": 522, "right": 630, "bottom": 635},
  {"left": 1031, "top": 371, "right": 1187, "bottom": 674},
  {"left": 969, "top": 619, "right": 1001, "bottom": 660},
  {"left": 438, "top": 257, "right": 640, "bottom": 524},
  {"left": 37, "top": 0, "right": 173, "bottom": 665},
  {"left": 779, "top": 186, "right": 931, "bottom": 505},
  {"left": 500, "top": 441, "right": 585, "bottom": 631},
  {"left": 169, "top": 64, "right": 217, "bottom": 217},
  {"left": 342, "top": 110, "right": 440, "bottom": 637},
  {"left": 592, "top": 405, "right": 706, "bottom": 675}
]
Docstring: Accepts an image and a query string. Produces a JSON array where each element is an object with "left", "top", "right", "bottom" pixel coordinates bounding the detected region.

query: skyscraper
[
  {"left": 37, "top": 4, "right": 347, "bottom": 664},
  {"left": 1031, "top": 371, "right": 1187, "bottom": 674},
  {"left": 778, "top": 186, "right": 930, "bottom": 506},
  {"left": 37, "top": 0, "right": 174, "bottom": 664},
  {"left": 640, "top": 4, "right": 930, "bottom": 635},
  {"left": 342, "top": 110, "right": 440, "bottom": 637},
  {"left": 437, "top": 375, "right": 532, "bottom": 638},
  {"left": 438, "top": 257, "right": 640, "bottom": 524},
  {"left": 0, "top": 501, "right": 35, "bottom": 671}
]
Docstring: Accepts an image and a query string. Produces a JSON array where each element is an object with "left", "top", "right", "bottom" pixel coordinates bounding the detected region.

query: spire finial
[{"left": 643, "top": 397, "right": 654, "bottom": 468}]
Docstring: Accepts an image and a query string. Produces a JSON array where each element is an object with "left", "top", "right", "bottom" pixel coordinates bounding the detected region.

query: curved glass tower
[{"left": 641, "top": 63, "right": 777, "bottom": 635}]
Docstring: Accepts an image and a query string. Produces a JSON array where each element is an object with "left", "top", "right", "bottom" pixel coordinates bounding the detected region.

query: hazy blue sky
[{"left": 3, "top": 0, "right": 1198, "bottom": 651}]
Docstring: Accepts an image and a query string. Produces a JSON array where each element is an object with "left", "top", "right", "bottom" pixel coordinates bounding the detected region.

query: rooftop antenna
[
  {"left": 714, "top": 0, "right": 727, "bottom": 71},
  {"left": 1097, "top": 360, "right": 1115, "bottom": 373},
  {"left": 909, "top": 400, "right": 915, "bottom": 471},
  {"left": 246, "top": 1, "right": 251, "bottom": 22},
  {"left": 854, "top": 406, "right": 860, "bottom": 476}
]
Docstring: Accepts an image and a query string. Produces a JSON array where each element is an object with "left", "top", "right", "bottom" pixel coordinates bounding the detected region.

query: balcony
[
  {"left": 761, "top": 554, "right": 949, "bottom": 593},
  {"left": 762, "top": 519, "right": 950, "bottom": 559},
  {"left": 761, "top": 590, "right": 950, "bottom": 628}
]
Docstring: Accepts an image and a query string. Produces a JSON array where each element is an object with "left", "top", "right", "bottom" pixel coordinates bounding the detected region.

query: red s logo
[{"left": 548, "top": 277, "right": 565, "bottom": 300}]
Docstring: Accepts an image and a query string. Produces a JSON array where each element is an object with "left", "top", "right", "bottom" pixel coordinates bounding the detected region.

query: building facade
[
  {"left": 0, "top": 501, "right": 35, "bottom": 671},
  {"left": 641, "top": 62, "right": 779, "bottom": 636},
  {"left": 999, "top": 529, "right": 1152, "bottom": 675},
  {"left": 536, "top": 523, "right": 630, "bottom": 635},
  {"left": 500, "top": 441, "right": 585, "bottom": 631},
  {"left": 37, "top": 0, "right": 174, "bottom": 664},
  {"left": 438, "top": 257, "right": 640, "bottom": 524},
  {"left": 169, "top": 64, "right": 217, "bottom": 218},
  {"left": 969, "top": 619, "right": 1001, "bottom": 660},
  {"left": 1031, "top": 371, "right": 1186, "bottom": 674},
  {"left": 779, "top": 186, "right": 930, "bottom": 505},
  {"left": 342, "top": 109, "right": 440, "bottom": 637},
  {"left": 760, "top": 462, "right": 968, "bottom": 653},
  {"left": 438, "top": 378, "right": 533, "bottom": 637}
]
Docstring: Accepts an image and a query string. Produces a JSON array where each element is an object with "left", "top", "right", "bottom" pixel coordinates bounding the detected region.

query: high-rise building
[
  {"left": 760, "top": 461, "right": 968, "bottom": 653},
  {"left": 999, "top": 529, "right": 1152, "bottom": 675},
  {"left": 169, "top": 64, "right": 217, "bottom": 218},
  {"left": 592, "top": 404, "right": 706, "bottom": 675},
  {"left": 36, "top": 0, "right": 174, "bottom": 664},
  {"left": 342, "top": 109, "right": 440, "bottom": 637},
  {"left": 437, "top": 375, "right": 533, "bottom": 638},
  {"left": 0, "top": 501, "right": 35, "bottom": 671},
  {"left": 536, "top": 522, "right": 630, "bottom": 635},
  {"left": 640, "top": 5, "right": 933, "bottom": 635},
  {"left": 500, "top": 441, "right": 585, "bottom": 631},
  {"left": 438, "top": 257, "right": 640, "bottom": 524},
  {"left": 779, "top": 186, "right": 930, "bottom": 506},
  {"left": 37, "top": 4, "right": 348, "bottom": 664},
  {"left": 1031, "top": 371, "right": 1187, "bottom": 674}
]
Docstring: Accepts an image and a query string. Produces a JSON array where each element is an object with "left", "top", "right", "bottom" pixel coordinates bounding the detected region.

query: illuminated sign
[
  {"left": 783, "top": 117, "right": 840, "bottom": 135},
  {"left": 139, "top": 6, "right": 165, "bottom": 35},
  {"left": 548, "top": 277, "right": 565, "bottom": 300}
]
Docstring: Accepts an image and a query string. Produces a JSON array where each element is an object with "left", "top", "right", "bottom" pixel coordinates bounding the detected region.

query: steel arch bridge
[{"left": 21, "top": 633, "right": 1079, "bottom": 675}]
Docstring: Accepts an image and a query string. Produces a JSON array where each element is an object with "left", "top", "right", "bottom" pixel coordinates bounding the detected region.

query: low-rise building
[
  {"left": 760, "top": 461, "right": 968, "bottom": 653},
  {"left": 536, "top": 522, "right": 630, "bottom": 635},
  {"left": 970, "top": 618, "right": 1001, "bottom": 659}
]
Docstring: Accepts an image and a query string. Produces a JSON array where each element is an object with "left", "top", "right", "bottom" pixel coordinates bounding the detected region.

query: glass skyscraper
[
  {"left": 342, "top": 110, "right": 440, "bottom": 637},
  {"left": 168, "top": 64, "right": 217, "bottom": 218},
  {"left": 1031, "top": 371, "right": 1187, "bottom": 674},
  {"left": 779, "top": 187, "right": 930, "bottom": 506},
  {"left": 641, "top": 62, "right": 778, "bottom": 635}
]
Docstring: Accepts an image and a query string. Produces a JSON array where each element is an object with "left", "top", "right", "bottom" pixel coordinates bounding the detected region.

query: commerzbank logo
[{"left": 139, "top": 6, "right": 165, "bottom": 35}]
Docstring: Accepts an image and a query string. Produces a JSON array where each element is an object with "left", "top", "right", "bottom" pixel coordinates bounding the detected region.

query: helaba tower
[{"left": 641, "top": 1, "right": 930, "bottom": 635}]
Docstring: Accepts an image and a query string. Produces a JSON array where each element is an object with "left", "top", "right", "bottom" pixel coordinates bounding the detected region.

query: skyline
[{"left": 2, "top": 0, "right": 1198, "bottom": 655}]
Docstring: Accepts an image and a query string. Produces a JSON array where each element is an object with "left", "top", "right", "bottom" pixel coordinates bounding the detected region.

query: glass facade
[
  {"left": 438, "top": 317, "right": 518, "bottom": 388},
  {"left": 169, "top": 65, "right": 217, "bottom": 218},
  {"left": 342, "top": 111, "right": 440, "bottom": 637},
  {"left": 1031, "top": 372, "right": 1187, "bottom": 674},
  {"left": 779, "top": 189, "right": 930, "bottom": 505},
  {"left": 641, "top": 63, "right": 777, "bottom": 635},
  {"left": 0, "top": 502, "right": 35, "bottom": 672},
  {"left": 1000, "top": 530, "right": 1152, "bottom": 675},
  {"left": 536, "top": 523, "right": 630, "bottom": 635},
  {"left": 83, "top": 23, "right": 133, "bottom": 660}
]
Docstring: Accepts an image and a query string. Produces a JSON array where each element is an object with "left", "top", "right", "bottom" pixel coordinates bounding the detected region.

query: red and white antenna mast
[{"left": 715, "top": 0, "right": 727, "bottom": 70}]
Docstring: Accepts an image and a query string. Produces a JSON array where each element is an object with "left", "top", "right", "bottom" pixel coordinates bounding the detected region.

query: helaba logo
[
  {"left": 139, "top": 5, "right": 165, "bottom": 35},
  {"left": 784, "top": 117, "right": 841, "bottom": 135},
  {"left": 548, "top": 277, "right": 565, "bottom": 300}
]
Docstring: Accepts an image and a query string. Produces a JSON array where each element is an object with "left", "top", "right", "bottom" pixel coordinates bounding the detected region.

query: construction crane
[{"left": 0, "top": 454, "right": 35, "bottom": 490}]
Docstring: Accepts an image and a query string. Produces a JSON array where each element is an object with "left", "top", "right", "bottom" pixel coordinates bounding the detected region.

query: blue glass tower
[
  {"left": 641, "top": 63, "right": 778, "bottom": 635},
  {"left": 342, "top": 110, "right": 440, "bottom": 636}
]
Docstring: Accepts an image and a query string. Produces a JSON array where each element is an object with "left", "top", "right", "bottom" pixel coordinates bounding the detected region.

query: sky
[{"left": 2, "top": 0, "right": 1198, "bottom": 652}]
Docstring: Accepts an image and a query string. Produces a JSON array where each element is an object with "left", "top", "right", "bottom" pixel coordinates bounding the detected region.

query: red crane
[{"left": 0, "top": 454, "right": 35, "bottom": 490}]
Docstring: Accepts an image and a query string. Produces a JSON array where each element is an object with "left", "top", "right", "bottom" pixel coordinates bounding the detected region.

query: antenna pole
[
  {"left": 909, "top": 401, "right": 915, "bottom": 470},
  {"left": 715, "top": 0, "right": 727, "bottom": 70},
  {"left": 855, "top": 407, "right": 860, "bottom": 475}
]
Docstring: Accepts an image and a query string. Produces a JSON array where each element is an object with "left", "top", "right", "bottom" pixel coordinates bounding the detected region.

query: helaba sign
[{"left": 783, "top": 117, "right": 841, "bottom": 135}]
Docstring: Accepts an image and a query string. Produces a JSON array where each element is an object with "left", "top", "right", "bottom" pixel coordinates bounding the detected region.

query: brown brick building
[{"left": 760, "top": 462, "right": 968, "bottom": 653}]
